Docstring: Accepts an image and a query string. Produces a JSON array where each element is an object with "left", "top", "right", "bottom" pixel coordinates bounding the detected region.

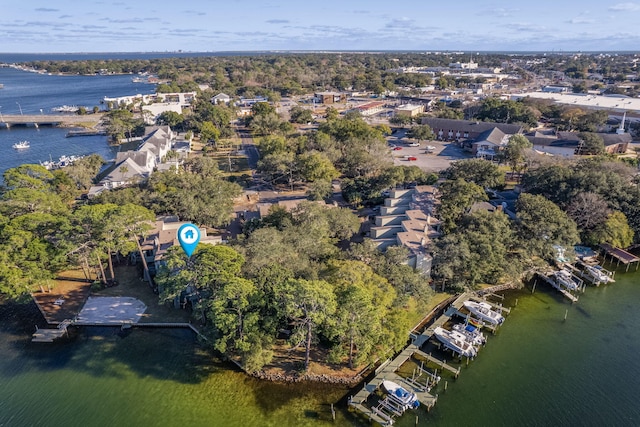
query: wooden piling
[
  {"left": 532, "top": 280, "right": 537, "bottom": 293},
  {"left": 331, "top": 403, "right": 335, "bottom": 421},
  {"left": 564, "top": 309, "right": 568, "bottom": 321}
]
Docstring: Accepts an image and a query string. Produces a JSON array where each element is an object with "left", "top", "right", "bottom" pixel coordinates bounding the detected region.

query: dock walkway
[{"left": 349, "top": 293, "right": 496, "bottom": 424}]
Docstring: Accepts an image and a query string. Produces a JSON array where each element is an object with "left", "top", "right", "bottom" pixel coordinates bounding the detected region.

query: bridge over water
[{"left": 0, "top": 113, "right": 103, "bottom": 128}]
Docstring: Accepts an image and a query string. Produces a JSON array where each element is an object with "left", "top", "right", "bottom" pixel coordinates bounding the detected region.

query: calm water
[
  {"left": 1, "top": 264, "right": 639, "bottom": 426},
  {"left": 0, "top": 66, "right": 156, "bottom": 173}
]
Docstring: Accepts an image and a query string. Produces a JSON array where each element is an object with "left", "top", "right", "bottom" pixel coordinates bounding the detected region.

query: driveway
[{"left": 391, "top": 141, "right": 472, "bottom": 172}]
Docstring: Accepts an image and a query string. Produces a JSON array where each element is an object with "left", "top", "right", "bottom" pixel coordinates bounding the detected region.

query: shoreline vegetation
[{"left": 2, "top": 52, "right": 640, "bottom": 395}]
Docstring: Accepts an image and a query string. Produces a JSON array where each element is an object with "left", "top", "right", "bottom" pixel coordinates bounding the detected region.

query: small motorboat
[
  {"left": 433, "top": 326, "right": 477, "bottom": 358},
  {"left": 381, "top": 380, "right": 420, "bottom": 410},
  {"left": 12, "top": 140, "right": 30, "bottom": 149},
  {"left": 553, "top": 269, "right": 580, "bottom": 291},
  {"left": 453, "top": 323, "right": 486, "bottom": 346},
  {"left": 584, "top": 264, "right": 615, "bottom": 284},
  {"left": 463, "top": 300, "right": 505, "bottom": 325}
]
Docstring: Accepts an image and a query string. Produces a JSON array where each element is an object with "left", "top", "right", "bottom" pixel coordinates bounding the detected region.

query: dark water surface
[
  {"left": 0, "top": 66, "right": 156, "bottom": 173},
  {"left": 2, "top": 264, "right": 639, "bottom": 427}
]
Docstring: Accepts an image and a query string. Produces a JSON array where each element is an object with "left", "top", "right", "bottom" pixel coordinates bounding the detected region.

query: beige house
[
  {"left": 370, "top": 187, "right": 441, "bottom": 276},
  {"left": 395, "top": 104, "right": 424, "bottom": 118}
]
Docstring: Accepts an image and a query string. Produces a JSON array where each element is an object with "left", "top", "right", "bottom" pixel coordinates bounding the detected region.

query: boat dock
[
  {"left": 349, "top": 292, "right": 507, "bottom": 425},
  {"left": 32, "top": 320, "right": 207, "bottom": 343},
  {"left": 566, "top": 262, "right": 615, "bottom": 286},
  {"left": 600, "top": 243, "right": 640, "bottom": 272},
  {"left": 535, "top": 272, "right": 579, "bottom": 303}
]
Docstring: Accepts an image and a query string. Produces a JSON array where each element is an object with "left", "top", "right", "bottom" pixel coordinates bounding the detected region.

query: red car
[
  {"left": 393, "top": 146, "right": 402, "bottom": 151},
  {"left": 407, "top": 156, "right": 417, "bottom": 161}
]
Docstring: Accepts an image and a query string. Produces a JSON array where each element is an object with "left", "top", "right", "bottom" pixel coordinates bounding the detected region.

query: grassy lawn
[{"left": 94, "top": 265, "right": 191, "bottom": 324}]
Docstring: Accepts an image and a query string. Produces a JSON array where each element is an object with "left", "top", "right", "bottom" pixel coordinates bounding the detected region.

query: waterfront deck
[{"left": 600, "top": 243, "right": 640, "bottom": 272}]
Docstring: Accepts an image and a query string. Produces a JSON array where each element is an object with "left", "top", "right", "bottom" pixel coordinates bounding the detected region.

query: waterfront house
[{"left": 370, "top": 187, "right": 441, "bottom": 276}]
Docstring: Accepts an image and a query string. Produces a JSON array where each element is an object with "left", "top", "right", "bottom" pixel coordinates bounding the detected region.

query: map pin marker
[{"left": 177, "top": 223, "right": 201, "bottom": 257}]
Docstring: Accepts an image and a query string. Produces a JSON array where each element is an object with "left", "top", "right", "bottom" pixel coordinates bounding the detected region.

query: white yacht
[
  {"left": 433, "top": 326, "right": 477, "bottom": 358},
  {"left": 463, "top": 301, "right": 505, "bottom": 325},
  {"left": 12, "top": 140, "right": 30, "bottom": 149}
]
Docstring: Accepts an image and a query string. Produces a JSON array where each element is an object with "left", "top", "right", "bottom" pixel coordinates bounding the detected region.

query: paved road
[{"left": 236, "top": 126, "right": 259, "bottom": 170}]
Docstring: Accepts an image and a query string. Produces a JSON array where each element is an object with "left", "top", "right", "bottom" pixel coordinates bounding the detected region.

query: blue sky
[{"left": 3, "top": 0, "right": 640, "bottom": 52}]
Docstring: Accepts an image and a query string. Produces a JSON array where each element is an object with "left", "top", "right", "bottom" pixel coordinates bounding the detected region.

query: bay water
[
  {"left": 0, "top": 65, "right": 156, "bottom": 174},
  {"left": 1, "top": 264, "right": 639, "bottom": 426}
]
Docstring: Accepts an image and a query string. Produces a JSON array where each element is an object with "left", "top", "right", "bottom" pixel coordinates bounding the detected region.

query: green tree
[
  {"left": 516, "top": 193, "right": 580, "bottom": 259},
  {"left": 443, "top": 158, "right": 505, "bottom": 189},
  {"left": 592, "top": 211, "right": 634, "bottom": 248},
  {"left": 281, "top": 278, "right": 336, "bottom": 371},
  {"left": 501, "top": 134, "right": 532, "bottom": 175},
  {"left": 578, "top": 132, "right": 605, "bottom": 155},
  {"left": 407, "top": 124, "right": 435, "bottom": 143},
  {"left": 289, "top": 106, "right": 313, "bottom": 124},
  {"left": 437, "top": 178, "right": 487, "bottom": 232}
]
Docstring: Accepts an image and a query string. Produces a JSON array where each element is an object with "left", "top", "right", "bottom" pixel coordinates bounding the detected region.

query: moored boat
[
  {"left": 553, "top": 269, "right": 580, "bottom": 291},
  {"left": 463, "top": 300, "right": 505, "bottom": 325},
  {"left": 452, "top": 323, "right": 486, "bottom": 346},
  {"left": 584, "top": 264, "right": 615, "bottom": 284},
  {"left": 12, "top": 140, "right": 30, "bottom": 149},
  {"left": 433, "top": 326, "right": 477, "bottom": 358},
  {"left": 381, "top": 380, "right": 420, "bottom": 410}
]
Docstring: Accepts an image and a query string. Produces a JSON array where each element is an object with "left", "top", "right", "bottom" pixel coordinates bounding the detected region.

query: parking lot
[{"left": 389, "top": 138, "right": 472, "bottom": 172}]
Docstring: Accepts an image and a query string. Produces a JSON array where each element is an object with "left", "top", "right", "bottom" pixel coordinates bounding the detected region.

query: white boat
[
  {"left": 12, "top": 140, "right": 30, "bottom": 149},
  {"left": 433, "top": 326, "right": 477, "bottom": 358},
  {"left": 452, "top": 323, "right": 486, "bottom": 346},
  {"left": 553, "top": 269, "right": 580, "bottom": 291},
  {"left": 584, "top": 264, "right": 615, "bottom": 284},
  {"left": 463, "top": 301, "right": 505, "bottom": 325},
  {"left": 381, "top": 380, "right": 420, "bottom": 410}
]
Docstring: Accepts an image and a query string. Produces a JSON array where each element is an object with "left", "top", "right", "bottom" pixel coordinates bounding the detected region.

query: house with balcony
[{"left": 370, "top": 187, "right": 441, "bottom": 276}]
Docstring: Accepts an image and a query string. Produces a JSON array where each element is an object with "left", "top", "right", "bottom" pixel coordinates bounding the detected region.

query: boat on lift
[
  {"left": 463, "top": 300, "right": 505, "bottom": 325},
  {"left": 553, "top": 269, "right": 580, "bottom": 291},
  {"left": 433, "top": 326, "right": 477, "bottom": 358},
  {"left": 584, "top": 264, "right": 615, "bottom": 284},
  {"left": 381, "top": 380, "right": 420, "bottom": 410},
  {"left": 452, "top": 323, "right": 486, "bottom": 346}
]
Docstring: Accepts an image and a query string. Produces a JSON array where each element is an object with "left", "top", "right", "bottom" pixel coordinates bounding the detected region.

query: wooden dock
[
  {"left": 32, "top": 320, "right": 207, "bottom": 342},
  {"left": 600, "top": 243, "right": 640, "bottom": 272},
  {"left": 535, "top": 272, "right": 579, "bottom": 303},
  {"left": 349, "top": 293, "right": 486, "bottom": 425}
]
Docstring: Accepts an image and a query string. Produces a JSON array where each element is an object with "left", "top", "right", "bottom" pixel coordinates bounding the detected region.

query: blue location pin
[{"left": 177, "top": 223, "right": 201, "bottom": 257}]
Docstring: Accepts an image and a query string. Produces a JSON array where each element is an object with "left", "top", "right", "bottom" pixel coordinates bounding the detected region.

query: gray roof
[
  {"left": 475, "top": 127, "right": 507, "bottom": 146},
  {"left": 421, "top": 117, "right": 523, "bottom": 135}
]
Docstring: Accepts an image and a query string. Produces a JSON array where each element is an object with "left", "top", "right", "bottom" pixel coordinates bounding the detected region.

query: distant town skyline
[{"left": 3, "top": 0, "right": 640, "bottom": 53}]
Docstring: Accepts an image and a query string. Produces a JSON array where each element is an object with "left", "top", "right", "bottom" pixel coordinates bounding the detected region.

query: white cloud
[
  {"left": 609, "top": 2, "right": 640, "bottom": 11},
  {"left": 567, "top": 17, "right": 595, "bottom": 24}
]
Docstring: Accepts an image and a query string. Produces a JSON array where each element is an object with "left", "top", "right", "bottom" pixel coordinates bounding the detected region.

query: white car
[
  {"left": 408, "top": 142, "right": 420, "bottom": 147},
  {"left": 426, "top": 145, "right": 436, "bottom": 150}
]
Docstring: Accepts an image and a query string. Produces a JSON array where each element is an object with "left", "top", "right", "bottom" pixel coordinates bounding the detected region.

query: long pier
[
  {"left": 32, "top": 319, "right": 207, "bottom": 342},
  {"left": 0, "top": 114, "right": 103, "bottom": 129}
]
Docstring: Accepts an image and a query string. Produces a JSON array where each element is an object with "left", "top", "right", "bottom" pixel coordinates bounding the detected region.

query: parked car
[
  {"left": 393, "top": 146, "right": 403, "bottom": 151},
  {"left": 407, "top": 156, "right": 417, "bottom": 161},
  {"left": 426, "top": 145, "right": 436, "bottom": 150},
  {"left": 408, "top": 142, "right": 420, "bottom": 147}
]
